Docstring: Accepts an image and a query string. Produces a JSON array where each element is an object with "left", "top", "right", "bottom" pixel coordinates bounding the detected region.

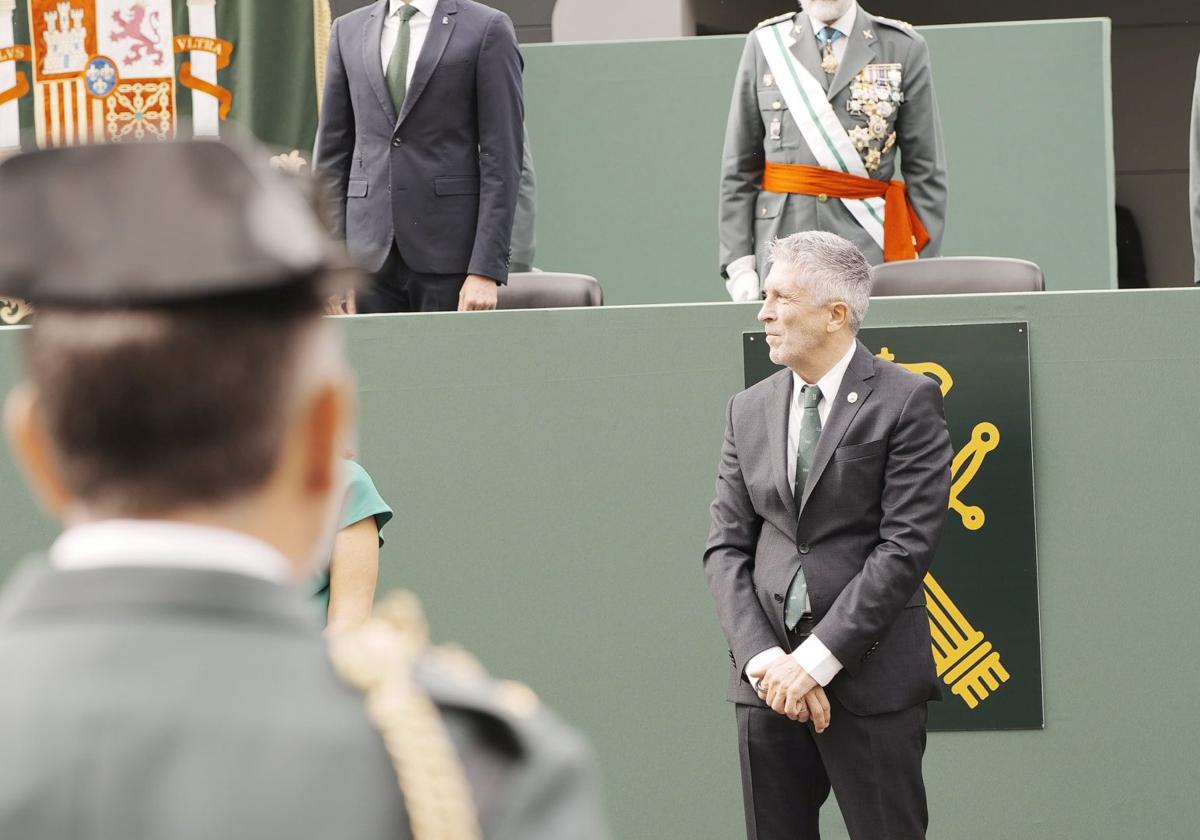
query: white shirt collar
[
  {"left": 49, "top": 520, "right": 292, "bottom": 584},
  {"left": 789, "top": 4, "right": 858, "bottom": 45},
  {"left": 388, "top": 0, "right": 437, "bottom": 19},
  {"left": 824, "top": 4, "right": 858, "bottom": 38},
  {"left": 792, "top": 339, "right": 858, "bottom": 407}
]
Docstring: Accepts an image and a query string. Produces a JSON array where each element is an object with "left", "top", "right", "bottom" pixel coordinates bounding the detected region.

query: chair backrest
[
  {"left": 870, "top": 257, "right": 1045, "bottom": 296},
  {"left": 497, "top": 272, "right": 604, "bottom": 310}
]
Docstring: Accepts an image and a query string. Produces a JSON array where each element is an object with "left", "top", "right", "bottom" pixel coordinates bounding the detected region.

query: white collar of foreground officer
[
  {"left": 388, "top": 0, "right": 438, "bottom": 19},
  {"left": 49, "top": 519, "right": 291, "bottom": 584},
  {"left": 792, "top": 338, "right": 858, "bottom": 408}
]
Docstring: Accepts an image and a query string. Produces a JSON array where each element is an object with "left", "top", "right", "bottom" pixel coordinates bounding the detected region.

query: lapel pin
[
  {"left": 442, "top": 15, "right": 450, "bottom": 24},
  {"left": 864, "top": 29, "right": 875, "bottom": 40},
  {"left": 847, "top": 392, "right": 859, "bottom": 404}
]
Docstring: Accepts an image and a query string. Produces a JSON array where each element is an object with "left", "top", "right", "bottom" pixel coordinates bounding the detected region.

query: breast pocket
[
  {"left": 832, "top": 438, "right": 886, "bottom": 462},
  {"left": 757, "top": 89, "right": 798, "bottom": 151}
]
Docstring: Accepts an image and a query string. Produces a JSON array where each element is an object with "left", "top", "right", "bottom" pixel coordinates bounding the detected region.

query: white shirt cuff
[
  {"left": 744, "top": 646, "right": 786, "bottom": 691},
  {"left": 791, "top": 635, "right": 843, "bottom": 687}
]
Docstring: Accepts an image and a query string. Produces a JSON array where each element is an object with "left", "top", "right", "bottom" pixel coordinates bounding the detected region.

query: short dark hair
[{"left": 24, "top": 305, "right": 323, "bottom": 515}]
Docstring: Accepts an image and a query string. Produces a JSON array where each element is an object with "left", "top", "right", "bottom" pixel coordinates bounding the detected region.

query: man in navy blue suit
[{"left": 316, "top": 0, "right": 524, "bottom": 312}]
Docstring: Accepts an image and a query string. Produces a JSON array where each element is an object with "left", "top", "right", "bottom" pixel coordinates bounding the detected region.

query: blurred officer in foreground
[
  {"left": 719, "top": 0, "right": 948, "bottom": 300},
  {"left": 0, "top": 139, "right": 607, "bottom": 840}
]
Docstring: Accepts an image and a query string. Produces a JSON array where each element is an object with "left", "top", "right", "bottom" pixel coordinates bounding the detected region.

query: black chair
[
  {"left": 870, "top": 257, "right": 1045, "bottom": 296},
  {"left": 498, "top": 272, "right": 604, "bottom": 309}
]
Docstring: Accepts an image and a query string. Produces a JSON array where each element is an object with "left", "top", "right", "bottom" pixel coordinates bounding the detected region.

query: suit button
[
  {"left": 798, "top": 543, "right": 810, "bottom": 554},
  {"left": 773, "top": 593, "right": 784, "bottom": 603},
  {"left": 817, "top": 194, "right": 829, "bottom": 203},
  {"left": 392, "top": 138, "right": 403, "bottom": 148}
]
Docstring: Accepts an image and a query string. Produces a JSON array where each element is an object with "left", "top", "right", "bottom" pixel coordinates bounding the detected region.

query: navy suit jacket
[{"left": 316, "top": 0, "right": 524, "bottom": 284}]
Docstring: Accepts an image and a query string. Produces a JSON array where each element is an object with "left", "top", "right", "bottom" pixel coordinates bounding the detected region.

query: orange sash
[{"left": 762, "top": 162, "right": 930, "bottom": 262}]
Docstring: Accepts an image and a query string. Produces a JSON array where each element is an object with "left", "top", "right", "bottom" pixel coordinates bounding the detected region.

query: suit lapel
[
  {"left": 788, "top": 12, "right": 829, "bottom": 93},
  {"left": 766, "top": 371, "right": 798, "bottom": 520},
  {"left": 827, "top": 8, "right": 877, "bottom": 101},
  {"left": 363, "top": 0, "right": 396, "bottom": 124},
  {"left": 397, "top": 0, "right": 458, "bottom": 128},
  {"left": 800, "top": 342, "right": 876, "bottom": 512}
]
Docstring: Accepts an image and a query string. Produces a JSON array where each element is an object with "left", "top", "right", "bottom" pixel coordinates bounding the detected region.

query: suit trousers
[
  {"left": 357, "top": 243, "right": 466, "bottom": 314},
  {"left": 735, "top": 631, "right": 930, "bottom": 840}
]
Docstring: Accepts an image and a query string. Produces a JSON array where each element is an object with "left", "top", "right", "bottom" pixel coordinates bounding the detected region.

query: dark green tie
[
  {"left": 386, "top": 4, "right": 421, "bottom": 113},
  {"left": 786, "top": 384, "right": 822, "bottom": 630}
]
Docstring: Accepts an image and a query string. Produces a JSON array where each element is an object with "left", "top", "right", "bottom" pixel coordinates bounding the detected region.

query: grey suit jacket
[
  {"left": 1191, "top": 55, "right": 1199, "bottom": 285},
  {"left": 719, "top": 6, "right": 948, "bottom": 276},
  {"left": 704, "top": 342, "right": 952, "bottom": 715},
  {"left": 0, "top": 563, "right": 608, "bottom": 840},
  {"left": 315, "top": 0, "right": 525, "bottom": 284}
]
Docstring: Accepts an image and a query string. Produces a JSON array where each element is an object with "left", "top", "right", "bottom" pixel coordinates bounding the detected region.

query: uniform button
[
  {"left": 798, "top": 543, "right": 810, "bottom": 554},
  {"left": 772, "top": 101, "right": 782, "bottom": 110},
  {"left": 392, "top": 138, "right": 403, "bottom": 148},
  {"left": 773, "top": 593, "right": 784, "bottom": 603},
  {"left": 817, "top": 194, "right": 829, "bottom": 203}
]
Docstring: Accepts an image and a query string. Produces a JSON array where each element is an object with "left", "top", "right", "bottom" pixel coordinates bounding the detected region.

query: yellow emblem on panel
[{"left": 877, "top": 347, "right": 1011, "bottom": 710}]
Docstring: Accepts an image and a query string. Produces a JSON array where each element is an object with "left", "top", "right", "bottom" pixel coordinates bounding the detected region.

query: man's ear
[
  {"left": 5, "top": 384, "right": 73, "bottom": 516},
  {"left": 827, "top": 301, "right": 851, "bottom": 333},
  {"left": 301, "top": 378, "right": 353, "bottom": 499}
]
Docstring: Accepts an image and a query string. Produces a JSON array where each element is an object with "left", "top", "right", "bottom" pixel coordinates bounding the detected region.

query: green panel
[
  {"left": 2, "top": 286, "right": 1199, "bottom": 838},
  {"left": 524, "top": 19, "right": 1116, "bottom": 303}
]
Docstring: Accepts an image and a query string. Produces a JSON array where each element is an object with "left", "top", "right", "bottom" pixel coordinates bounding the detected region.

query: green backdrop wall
[
  {"left": 524, "top": 19, "right": 1117, "bottom": 303},
  {"left": 2, "top": 287, "right": 1199, "bottom": 838}
]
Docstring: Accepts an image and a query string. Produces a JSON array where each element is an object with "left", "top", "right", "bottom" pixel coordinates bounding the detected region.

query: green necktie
[
  {"left": 386, "top": 4, "right": 421, "bottom": 113},
  {"left": 786, "top": 384, "right": 822, "bottom": 630}
]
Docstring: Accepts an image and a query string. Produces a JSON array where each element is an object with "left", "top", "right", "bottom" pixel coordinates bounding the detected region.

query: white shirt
[
  {"left": 50, "top": 519, "right": 292, "bottom": 584},
  {"left": 745, "top": 340, "right": 858, "bottom": 690},
  {"left": 380, "top": 0, "right": 439, "bottom": 90}
]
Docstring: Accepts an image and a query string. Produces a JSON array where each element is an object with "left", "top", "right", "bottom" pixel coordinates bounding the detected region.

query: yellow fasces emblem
[{"left": 878, "top": 347, "right": 1010, "bottom": 710}]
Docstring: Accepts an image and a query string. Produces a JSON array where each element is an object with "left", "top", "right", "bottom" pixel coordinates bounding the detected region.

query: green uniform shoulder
[
  {"left": 755, "top": 11, "right": 797, "bottom": 30},
  {"left": 873, "top": 15, "right": 918, "bottom": 37}
]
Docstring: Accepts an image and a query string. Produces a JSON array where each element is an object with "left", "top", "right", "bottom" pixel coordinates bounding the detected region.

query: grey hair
[{"left": 767, "top": 231, "right": 872, "bottom": 333}]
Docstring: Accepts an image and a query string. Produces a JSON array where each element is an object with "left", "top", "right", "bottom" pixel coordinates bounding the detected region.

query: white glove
[{"left": 725, "top": 255, "right": 760, "bottom": 302}]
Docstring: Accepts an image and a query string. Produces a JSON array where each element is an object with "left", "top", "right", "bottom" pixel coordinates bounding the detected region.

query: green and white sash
[{"left": 755, "top": 20, "right": 886, "bottom": 250}]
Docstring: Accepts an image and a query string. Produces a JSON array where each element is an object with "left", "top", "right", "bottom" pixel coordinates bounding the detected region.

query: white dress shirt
[
  {"left": 725, "top": 6, "right": 859, "bottom": 299},
  {"left": 745, "top": 340, "right": 857, "bottom": 690},
  {"left": 380, "top": 0, "right": 439, "bottom": 90},
  {"left": 50, "top": 519, "right": 292, "bottom": 584}
]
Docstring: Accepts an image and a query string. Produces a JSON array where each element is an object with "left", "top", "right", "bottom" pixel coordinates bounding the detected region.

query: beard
[{"left": 800, "top": 0, "right": 854, "bottom": 24}]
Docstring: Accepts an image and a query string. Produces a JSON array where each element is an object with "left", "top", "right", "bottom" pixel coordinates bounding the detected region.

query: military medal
[{"left": 820, "top": 43, "right": 839, "bottom": 75}]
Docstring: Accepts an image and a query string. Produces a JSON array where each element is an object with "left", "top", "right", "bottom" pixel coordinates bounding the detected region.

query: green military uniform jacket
[
  {"left": 719, "top": 5, "right": 948, "bottom": 277},
  {"left": 0, "top": 561, "right": 608, "bottom": 840}
]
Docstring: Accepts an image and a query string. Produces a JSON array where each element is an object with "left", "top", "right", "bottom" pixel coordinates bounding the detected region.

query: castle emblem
[{"left": 42, "top": 2, "right": 87, "bottom": 74}]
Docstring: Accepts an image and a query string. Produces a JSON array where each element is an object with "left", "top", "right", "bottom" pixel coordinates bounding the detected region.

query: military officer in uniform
[
  {"left": 0, "top": 139, "right": 608, "bottom": 840},
  {"left": 719, "top": 0, "right": 949, "bottom": 300}
]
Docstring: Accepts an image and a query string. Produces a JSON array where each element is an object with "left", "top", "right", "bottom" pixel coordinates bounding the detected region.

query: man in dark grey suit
[
  {"left": 316, "top": 0, "right": 524, "bottom": 313},
  {"left": 0, "top": 139, "right": 607, "bottom": 840},
  {"left": 704, "top": 231, "right": 952, "bottom": 840}
]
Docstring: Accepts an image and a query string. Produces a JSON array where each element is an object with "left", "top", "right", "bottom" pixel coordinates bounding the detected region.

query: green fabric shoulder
[
  {"left": 341, "top": 459, "right": 394, "bottom": 546},
  {"left": 872, "top": 14, "right": 920, "bottom": 38},
  {"left": 755, "top": 11, "right": 797, "bottom": 30}
]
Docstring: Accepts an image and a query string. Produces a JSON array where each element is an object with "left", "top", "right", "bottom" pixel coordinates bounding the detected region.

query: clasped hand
[{"left": 750, "top": 656, "right": 832, "bottom": 732}]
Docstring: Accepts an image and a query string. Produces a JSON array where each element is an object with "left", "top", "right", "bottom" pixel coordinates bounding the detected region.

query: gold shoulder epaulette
[
  {"left": 330, "top": 592, "right": 482, "bottom": 840},
  {"left": 755, "top": 11, "right": 796, "bottom": 29},
  {"left": 874, "top": 15, "right": 916, "bottom": 33}
]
